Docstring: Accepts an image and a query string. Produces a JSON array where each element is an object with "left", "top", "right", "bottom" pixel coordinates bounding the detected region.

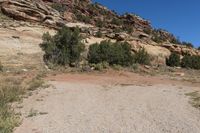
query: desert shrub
[
  {"left": 143, "top": 28, "right": 152, "bottom": 35},
  {"left": 131, "top": 63, "right": 139, "bottom": 71},
  {"left": 75, "top": 13, "right": 91, "bottom": 23},
  {"left": 27, "top": 77, "right": 44, "bottom": 91},
  {"left": 170, "top": 37, "right": 181, "bottom": 44},
  {"left": 96, "top": 19, "right": 105, "bottom": 28},
  {"left": 151, "top": 34, "right": 168, "bottom": 43},
  {"left": 0, "top": 10, "right": 10, "bottom": 22},
  {"left": 122, "top": 24, "right": 133, "bottom": 34},
  {"left": 40, "top": 26, "right": 85, "bottom": 67},
  {"left": 181, "top": 41, "right": 194, "bottom": 48},
  {"left": 0, "top": 78, "right": 24, "bottom": 133},
  {"left": 95, "top": 30, "right": 103, "bottom": 38},
  {"left": 113, "top": 28, "right": 123, "bottom": 33},
  {"left": 152, "top": 29, "right": 181, "bottom": 44},
  {"left": 90, "top": 62, "right": 109, "bottom": 71},
  {"left": 111, "top": 18, "right": 123, "bottom": 26},
  {"left": 88, "top": 40, "right": 134, "bottom": 66},
  {"left": 198, "top": 47, "right": 200, "bottom": 50},
  {"left": 51, "top": 3, "right": 66, "bottom": 13},
  {"left": 181, "top": 55, "right": 200, "bottom": 69},
  {"left": 166, "top": 52, "right": 180, "bottom": 67},
  {"left": 134, "top": 48, "right": 150, "bottom": 65}
]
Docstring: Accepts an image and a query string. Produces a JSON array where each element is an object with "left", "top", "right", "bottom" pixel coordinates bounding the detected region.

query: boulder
[
  {"left": 129, "top": 40, "right": 171, "bottom": 65},
  {"left": 162, "top": 43, "right": 200, "bottom": 56},
  {"left": 115, "top": 32, "right": 129, "bottom": 41}
]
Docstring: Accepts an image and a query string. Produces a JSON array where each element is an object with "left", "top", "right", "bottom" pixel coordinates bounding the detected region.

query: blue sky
[{"left": 92, "top": 0, "right": 200, "bottom": 47}]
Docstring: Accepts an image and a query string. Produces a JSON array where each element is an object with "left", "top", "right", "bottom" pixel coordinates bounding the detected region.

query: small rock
[
  {"left": 12, "top": 36, "right": 20, "bottom": 39},
  {"left": 174, "top": 72, "right": 185, "bottom": 77},
  {"left": 22, "top": 69, "right": 28, "bottom": 72},
  {"left": 144, "top": 65, "right": 151, "bottom": 69}
]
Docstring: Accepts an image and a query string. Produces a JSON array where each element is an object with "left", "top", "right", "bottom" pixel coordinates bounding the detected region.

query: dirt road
[{"left": 14, "top": 73, "right": 200, "bottom": 133}]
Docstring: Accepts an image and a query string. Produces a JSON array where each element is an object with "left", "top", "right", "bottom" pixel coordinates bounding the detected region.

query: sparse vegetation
[
  {"left": 0, "top": 72, "right": 46, "bottom": 133},
  {"left": 51, "top": 2, "right": 66, "bottom": 14},
  {"left": 27, "top": 76, "right": 45, "bottom": 91},
  {"left": 27, "top": 109, "right": 38, "bottom": 118},
  {"left": 0, "top": 11, "right": 10, "bottom": 22},
  {"left": 88, "top": 40, "right": 134, "bottom": 66},
  {"left": 90, "top": 62, "right": 109, "bottom": 71},
  {"left": 151, "top": 29, "right": 181, "bottom": 44},
  {"left": 170, "top": 37, "right": 181, "bottom": 44},
  {"left": 181, "top": 42, "right": 194, "bottom": 48},
  {"left": 134, "top": 48, "right": 151, "bottom": 65},
  {"left": 96, "top": 19, "right": 105, "bottom": 28},
  {"left": 95, "top": 30, "right": 103, "bottom": 38},
  {"left": 143, "top": 28, "right": 152, "bottom": 35},
  {"left": 166, "top": 52, "right": 181, "bottom": 67},
  {"left": 75, "top": 12, "right": 91, "bottom": 23},
  {"left": 198, "top": 46, "right": 200, "bottom": 50},
  {"left": 111, "top": 18, "right": 123, "bottom": 26},
  {"left": 40, "top": 26, "right": 85, "bottom": 67},
  {"left": 123, "top": 24, "right": 134, "bottom": 34},
  {"left": 0, "top": 78, "right": 24, "bottom": 133},
  {"left": 185, "top": 91, "right": 200, "bottom": 109}
]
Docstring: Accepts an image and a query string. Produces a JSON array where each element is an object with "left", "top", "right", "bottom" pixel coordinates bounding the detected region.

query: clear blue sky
[{"left": 92, "top": 0, "right": 200, "bottom": 47}]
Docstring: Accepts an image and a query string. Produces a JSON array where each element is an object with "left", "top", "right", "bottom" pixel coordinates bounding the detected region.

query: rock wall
[{"left": 0, "top": 0, "right": 64, "bottom": 27}]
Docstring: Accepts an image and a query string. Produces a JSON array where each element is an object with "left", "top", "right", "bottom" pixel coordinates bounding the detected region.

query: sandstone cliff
[{"left": 0, "top": 0, "right": 199, "bottom": 66}]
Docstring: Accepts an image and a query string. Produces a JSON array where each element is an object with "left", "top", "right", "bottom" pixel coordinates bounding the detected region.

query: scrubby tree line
[
  {"left": 40, "top": 26, "right": 200, "bottom": 70},
  {"left": 41, "top": 26, "right": 150, "bottom": 69},
  {"left": 167, "top": 53, "right": 200, "bottom": 69}
]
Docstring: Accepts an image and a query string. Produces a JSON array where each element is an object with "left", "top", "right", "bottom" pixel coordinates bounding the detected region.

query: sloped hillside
[{"left": 0, "top": 0, "right": 200, "bottom": 66}]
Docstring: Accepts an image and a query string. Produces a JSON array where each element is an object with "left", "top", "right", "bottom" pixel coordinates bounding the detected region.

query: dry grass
[
  {"left": 0, "top": 11, "right": 12, "bottom": 23},
  {"left": 185, "top": 91, "right": 200, "bottom": 109},
  {"left": 0, "top": 77, "right": 24, "bottom": 133},
  {"left": 0, "top": 71, "right": 47, "bottom": 133}
]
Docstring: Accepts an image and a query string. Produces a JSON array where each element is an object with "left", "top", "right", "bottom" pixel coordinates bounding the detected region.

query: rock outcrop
[
  {"left": 0, "top": 0, "right": 64, "bottom": 27},
  {"left": 0, "top": 0, "right": 200, "bottom": 66}
]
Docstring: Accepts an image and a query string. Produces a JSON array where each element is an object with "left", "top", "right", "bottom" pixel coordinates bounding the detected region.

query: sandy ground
[{"left": 14, "top": 72, "right": 200, "bottom": 133}]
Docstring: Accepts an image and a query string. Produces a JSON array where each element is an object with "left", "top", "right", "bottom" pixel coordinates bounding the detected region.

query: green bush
[
  {"left": 96, "top": 19, "right": 105, "bottom": 28},
  {"left": 166, "top": 52, "right": 180, "bottom": 67},
  {"left": 40, "top": 26, "right": 85, "bottom": 67},
  {"left": 143, "top": 28, "right": 152, "bottom": 35},
  {"left": 76, "top": 13, "right": 91, "bottom": 23},
  {"left": 152, "top": 34, "right": 167, "bottom": 43},
  {"left": 181, "top": 42, "right": 194, "bottom": 48},
  {"left": 134, "top": 48, "right": 150, "bottom": 65},
  {"left": 122, "top": 24, "right": 133, "bottom": 34},
  {"left": 181, "top": 55, "right": 200, "bottom": 69},
  {"left": 88, "top": 40, "right": 134, "bottom": 66},
  {"left": 90, "top": 61, "right": 109, "bottom": 71},
  {"left": 113, "top": 28, "right": 123, "bottom": 33},
  {"left": 170, "top": 37, "right": 181, "bottom": 44},
  {"left": 111, "top": 18, "right": 123, "bottom": 26},
  {"left": 96, "top": 30, "right": 103, "bottom": 38}
]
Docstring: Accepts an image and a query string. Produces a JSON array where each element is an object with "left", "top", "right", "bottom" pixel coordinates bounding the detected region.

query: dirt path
[{"left": 14, "top": 73, "right": 200, "bottom": 133}]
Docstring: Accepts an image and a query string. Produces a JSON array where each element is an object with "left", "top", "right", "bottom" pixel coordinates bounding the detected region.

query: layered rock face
[
  {"left": 0, "top": 0, "right": 199, "bottom": 66},
  {"left": 0, "top": 0, "right": 64, "bottom": 27}
]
